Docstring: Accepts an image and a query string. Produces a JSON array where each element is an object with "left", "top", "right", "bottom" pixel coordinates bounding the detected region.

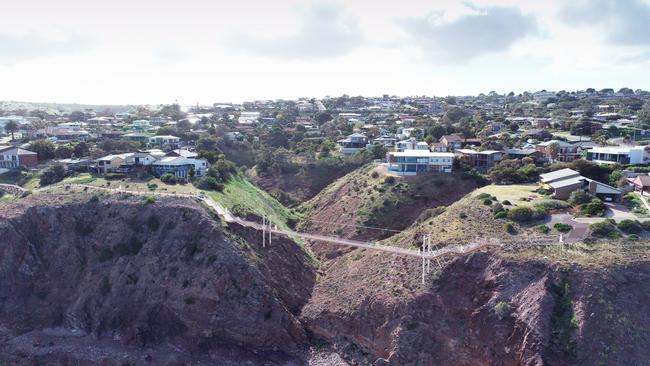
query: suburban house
[
  {"left": 149, "top": 135, "right": 180, "bottom": 148},
  {"left": 586, "top": 146, "right": 647, "bottom": 165},
  {"left": 238, "top": 111, "right": 261, "bottom": 125},
  {"left": 503, "top": 148, "right": 543, "bottom": 161},
  {"left": 0, "top": 146, "right": 38, "bottom": 169},
  {"left": 430, "top": 142, "right": 446, "bottom": 152},
  {"left": 167, "top": 149, "right": 198, "bottom": 158},
  {"left": 633, "top": 175, "right": 650, "bottom": 195},
  {"left": 539, "top": 168, "right": 622, "bottom": 202},
  {"left": 95, "top": 154, "right": 129, "bottom": 174},
  {"left": 455, "top": 149, "right": 503, "bottom": 169},
  {"left": 132, "top": 119, "right": 152, "bottom": 131},
  {"left": 374, "top": 135, "right": 397, "bottom": 147},
  {"left": 122, "top": 151, "right": 157, "bottom": 166},
  {"left": 387, "top": 150, "right": 454, "bottom": 175},
  {"left": 440, "top": 135, "right": 463, "bottom": 151},
  {"left": 55, "top": 158, "right": 90, "bottom": 170},
  {"left": 395, "top": 138, "right": 429, "bottom": 152},
  {"left": 150, "top": 157, "right": 208, "bottom": 178},
  {"left": 337, "top": 133, "right": 369, "bottom": 155},
  {"left": 45, "top": 127, "right": 91, "bottom": 141},
  {"left": 536, "top": 140, "right": 579, "bottom": 162}
]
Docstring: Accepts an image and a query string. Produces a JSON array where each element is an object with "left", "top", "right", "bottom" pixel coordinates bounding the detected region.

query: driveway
[
  {"left": 546, "top": 213, "right": 589, "bottom": 243},
  {"left": 603, "top": 203, "right": 638, "bottom": 221}
]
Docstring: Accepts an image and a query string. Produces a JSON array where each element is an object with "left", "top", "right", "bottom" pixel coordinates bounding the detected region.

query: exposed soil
[
  {"left": 1, "top": 191, "right": 648, "bottom": 365},
  {"left": 301, "top": 250, "right": 650, "bottom": 366},
  {"left": 0, "top": 193, "right": 316, "bottom": 365},
  {"left": 299, "top": 166, "right": 481, "bottom": 258}
]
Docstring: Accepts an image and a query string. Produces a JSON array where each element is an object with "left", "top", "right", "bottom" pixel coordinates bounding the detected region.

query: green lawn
[
  {"left": 206, "top": 175, "right": 299, "bottom": 230},
  {"left": 473, "top": 184, "right": 547, "bottom": 206}
]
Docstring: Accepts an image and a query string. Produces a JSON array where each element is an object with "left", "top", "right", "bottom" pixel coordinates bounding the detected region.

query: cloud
[
  {"left": 0, "top": 32, "right": 92, "bottom": 66},
  {"left": 225, "top": 2, "right": 363, "bottom": 60},
  {"left": 560, "top": 0, "right": 650, "bottom": 46},
  {"left": 397, "top": 5, "right": 538, "bottom": 63}
]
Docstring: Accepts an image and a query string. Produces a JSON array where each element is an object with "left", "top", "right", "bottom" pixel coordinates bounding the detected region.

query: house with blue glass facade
[{"left": 387, "top": 150, "right": 454, "bottom": 176}]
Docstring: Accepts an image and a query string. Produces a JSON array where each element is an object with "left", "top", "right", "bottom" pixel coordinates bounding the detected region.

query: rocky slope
[
  {"left": 299, "top": 180, "right": 649, "bottom": 365},
  {"left": 299, "top": 166, "right": 481, "bottom": 258},
  {"left": 0, "top": 193, "right": 316, "bottom": 365},
  {"left": 1, "top": 190, "right": 648, "bottom": 365},
  {"left": 301, "top": 249, "right": 649, "bottom": 365}
]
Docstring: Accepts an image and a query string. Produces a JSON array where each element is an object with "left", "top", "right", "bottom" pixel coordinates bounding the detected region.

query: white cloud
[
  {"left": 225, "top": 2, "right": 363, "bottom": 60},
  {"left": 0, "top": 31, "right": 92, "bottom": 65},
  {"left": 397, "top": 4, "right": 538, "bottom": 63}
]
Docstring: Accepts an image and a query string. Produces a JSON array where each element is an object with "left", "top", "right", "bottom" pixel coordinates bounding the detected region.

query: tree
[
  {"left": 176, "top": 119, "right": 192, "bottom": 131},
  {"left": 73, "top": 142, "right": 89, "bottom": 157},
  {"left": 4, "top": 120, "right": 19, "bottom": 141},
  {"left": 68, "top": 111, "right": 86, "bottom": 122},
  {"left": 55, "top": 145, "right": 74, "bottom": 159},
  {"left": 547, "top": 142, "right": 560, "bottom": 162},
  {"left": 29, "top": 139, "right": 56, "bottom": 161},
  {"left": 370, "top": 143, "right": 387, "bottom": 160},
  {"left": 39, "top": 164, "right": 67, "bottom": 186}
]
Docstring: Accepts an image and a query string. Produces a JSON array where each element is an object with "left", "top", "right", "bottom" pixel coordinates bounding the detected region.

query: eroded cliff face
[
  {"left": 301, "top": 250, "right": 650, "bottom": 366},
  {"left": 0, "top": 194, "right": 316, "bottom": 365},
  {"left": 1, "top": 194, "right": 648, "bottom": 366}
]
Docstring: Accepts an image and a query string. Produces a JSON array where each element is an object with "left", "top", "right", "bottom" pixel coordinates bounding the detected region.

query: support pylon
[
  {"left": 420, "top": 247, "right": 425, "bottom": 285},
  {"left": 262, "top": 216, "right": 266, "bottom": 248}
]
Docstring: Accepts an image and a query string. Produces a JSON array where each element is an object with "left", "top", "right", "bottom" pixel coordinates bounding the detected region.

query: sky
[{"left": 1, "top": 0, "right": 650, "bottom": 105}]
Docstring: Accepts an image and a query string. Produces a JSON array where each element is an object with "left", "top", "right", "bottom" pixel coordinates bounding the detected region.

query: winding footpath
[{"left": 25, "top": 183, "right": 503, "bottom": 260}]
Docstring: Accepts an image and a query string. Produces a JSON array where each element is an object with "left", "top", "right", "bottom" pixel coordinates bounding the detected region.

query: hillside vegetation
[{"left": 299, "top": 165, "right": 482, "bottom": 244}]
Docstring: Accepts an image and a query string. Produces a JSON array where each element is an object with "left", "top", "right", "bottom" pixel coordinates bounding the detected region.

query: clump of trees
[
  {"left": 39, "top": 165, "right": 67, "bottom": 186},
  {"left": 488, "top": 158, "right": 540, "bottom": 184}
]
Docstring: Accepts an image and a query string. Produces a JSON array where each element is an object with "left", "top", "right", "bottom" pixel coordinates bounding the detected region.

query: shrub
[
  {"left": 147, "top": 183, "right": 158, "bottom": 191},
  {"left": 494, "top": 211, "right": 508, "bottom": 219},
  {"left": 370, "top": 171, "right": 379, "bottom": 179},
  {"left": 142, "top": 195, "right": 156, "bottom": 205},
  {"left": 628, "top": 234, "right": 639, "bottom": 240},
  {"left": 477, "top": 193, "right": 492, "bottom": 200},
  {"left": 568, "top": 190, "right": 594, "bottom": 206},
  {"left": 535, "top": 224, "right": 550, "bottom": 234},
  {"left": 483, "top": 198, "right": 493, "bottom": 206},
  {"left": 494, "top": 301, "right": 511, "bottom": 320},
  {"left": 160, "top": 173, "right": 178, "bottom": 184},
  {"left": 553, "top": 223, "right": 573, "bottom": 233},
  {"left": 501, "top": 200, "right": 512, "bottom": 206},
  {"left": 534, "top": 200, "right": 571, "bottom": 212},
  {"left": 383, "top": 176, "right": 396, "bottom": 185},
  {"left": 617, "top": 219, "right": 642, "bottom": 234},
  {"left": 505, "top": 222, "right": 517, "bottom": 235},
  {"left": 105, "top": 173, "right": 126, "bottom": 180},
  {"left": 39, "top": 164, "right": 67, "bottom": 186},
  {"left": 459, "top": 212, "right": 467, "bottom": 219},
  {"left": 579, "top": 198, "right": 606, "bottom": 217},
  {"left": 195, "top": 176, "right": 224, "bottom": 191},
  {"left": 507, "top": 206, "right": 534, "bottom": 222},
  {"left": 589, "top": 221, "right": 618, "bottom": 238}
]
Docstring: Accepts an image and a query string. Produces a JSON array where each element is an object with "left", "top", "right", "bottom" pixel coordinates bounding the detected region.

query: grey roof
[
  {"left": 540, "top": 168, "right": 580, "bottom": 183},
  {"left": 503, "top": 148, "right": 538, "bottom": 155},
  {"left": 549, "top": 177, "right": 584, "bottom": 189}
]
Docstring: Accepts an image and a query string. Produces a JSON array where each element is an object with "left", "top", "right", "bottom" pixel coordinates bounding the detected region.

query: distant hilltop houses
[{"left": 0, "top": 88, "right": 648, "bottom": 194}]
